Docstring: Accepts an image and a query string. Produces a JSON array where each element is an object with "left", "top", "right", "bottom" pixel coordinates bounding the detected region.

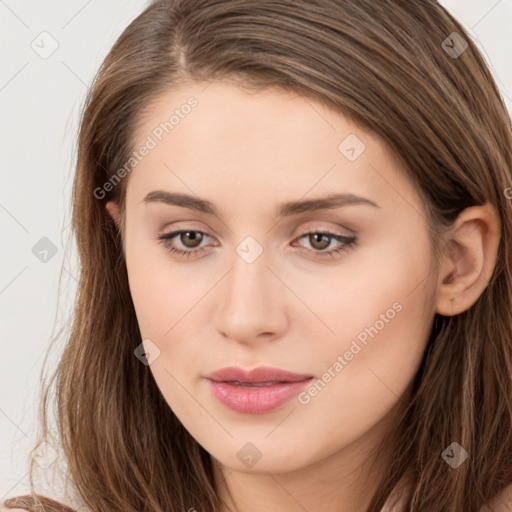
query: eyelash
[{"left": 157, "top": 229, "right": 357, "bottom": 260}]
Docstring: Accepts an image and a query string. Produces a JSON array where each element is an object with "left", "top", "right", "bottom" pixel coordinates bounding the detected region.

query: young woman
[{"left": 3, "top": 1, "right": 512, "bottom": 511}]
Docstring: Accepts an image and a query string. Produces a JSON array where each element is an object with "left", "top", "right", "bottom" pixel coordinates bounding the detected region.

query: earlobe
[
  {"left": 105, "top": 201, "right": 120, "bottom": 226},
  {"left": 435, "top": 203, "right": 501, "bottom": 316}
]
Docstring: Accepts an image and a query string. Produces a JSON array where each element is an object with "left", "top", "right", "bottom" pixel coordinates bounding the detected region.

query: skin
[{"left": 105, "top": 80, "right": 500, "bottom": 512}]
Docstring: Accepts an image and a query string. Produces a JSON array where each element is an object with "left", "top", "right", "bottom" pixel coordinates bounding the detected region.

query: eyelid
[{"left": 293, "top": 222, "right": 355, "bottom": 237}]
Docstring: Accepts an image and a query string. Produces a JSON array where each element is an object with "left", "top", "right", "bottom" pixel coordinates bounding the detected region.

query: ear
[
  {"left": 435, "top": 202, "right": 501, "bottom": 316},
  {"left": 105, "top": 201, "right": 120, "bottom": 226}
]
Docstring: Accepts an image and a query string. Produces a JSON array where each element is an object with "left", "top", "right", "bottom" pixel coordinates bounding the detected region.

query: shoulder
[
  {"left": 384, "top": 478, "right": 512, "bottom": 511},
  {"left": 1, "top": 495, "right": 77, "bottom": 512},
  {"left": 0, "top": 499, "right": 26, "bottom": 512},
  {"left": 0, "top": 502, "right": 26, "bottom": 512},
  {"left": 479, "top": 483, "right": 512, "bottom": 512}
]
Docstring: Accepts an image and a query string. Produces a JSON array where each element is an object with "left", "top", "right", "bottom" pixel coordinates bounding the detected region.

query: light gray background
[{"left": 1, "top": 0, "right": 511, "bottom": 503}]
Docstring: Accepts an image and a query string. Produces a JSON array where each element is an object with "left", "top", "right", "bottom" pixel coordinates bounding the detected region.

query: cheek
[
  {"left": 126, "top": 246, "right": 208, "bottom": 417},
  {"left": 124, "top": 224, "right": 210, "bottom": 339},
  {"left": 291, "top": 230, "right": 433, "bottom": 351},
  {"left": 301, "top": 234, "right": 435, "bottom": 413}
]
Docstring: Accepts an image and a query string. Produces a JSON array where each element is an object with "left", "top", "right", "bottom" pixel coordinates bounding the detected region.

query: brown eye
[
  {"left": 308, "top": 233, "right": 331, "bottom": 251},
  {"left": 179, "top": 231, "right": 204, "bottom": 248},
  {"left": 157, "top": 229, "right": 211, "bottom": 258},
  {"left": 293, "top": 231, "right": 357, "bottom": 259}
]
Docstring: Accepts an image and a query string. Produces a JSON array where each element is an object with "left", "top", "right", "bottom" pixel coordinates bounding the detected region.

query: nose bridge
[
  {"left": 226, "top": 237, "right": 272, "bottom": 315},
  {"left": 215, "top": 234, "right": 286, "bottom": 342},
  {"left": 231, "top": 240, "right": 267, "bottom": 301}
]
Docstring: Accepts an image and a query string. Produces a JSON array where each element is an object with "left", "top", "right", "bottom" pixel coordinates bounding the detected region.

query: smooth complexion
[{"left": 106, "top": 81, "right": 500, "bottom": 512}]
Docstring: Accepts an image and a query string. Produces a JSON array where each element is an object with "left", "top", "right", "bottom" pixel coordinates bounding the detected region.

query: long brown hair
[{"left": 5, "top": 1, "right": 512, "bottom": 511}]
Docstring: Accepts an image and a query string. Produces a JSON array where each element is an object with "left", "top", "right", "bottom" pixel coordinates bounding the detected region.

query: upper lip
[{"left": 206, "top": 366, "right": 313, "bottom": 383}]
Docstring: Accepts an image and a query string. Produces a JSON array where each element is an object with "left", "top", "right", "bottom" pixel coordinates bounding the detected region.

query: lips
[
  {"left": 206, "top": 365, "right": 313, "bottom": 384},
  {"left": 205, "top": 366, "right": 314, "bottom": 414}
]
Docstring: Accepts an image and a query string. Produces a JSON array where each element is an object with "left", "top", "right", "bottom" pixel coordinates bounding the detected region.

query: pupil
[
  {"left": 183, "top": 231, "right": 202, "bottom": 247},
  {"left": 311, "top": 233, "right": 329, "bottom": 250}
]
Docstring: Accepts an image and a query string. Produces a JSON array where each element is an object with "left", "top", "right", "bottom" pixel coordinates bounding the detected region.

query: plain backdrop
[{"left": 1, "top": 0, "right": 511, "bottom": 503}]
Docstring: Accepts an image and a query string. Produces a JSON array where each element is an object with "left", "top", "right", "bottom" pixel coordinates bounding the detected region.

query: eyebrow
[{"left": 142, "top": 190, "right": 380, "bottom": 217}]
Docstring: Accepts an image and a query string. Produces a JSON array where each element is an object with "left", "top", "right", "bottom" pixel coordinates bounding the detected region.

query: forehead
[{"left": 126, "top": 80, "right": 419, "bottom": 215}]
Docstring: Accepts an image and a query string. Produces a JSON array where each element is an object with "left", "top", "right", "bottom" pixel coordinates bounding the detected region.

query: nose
[{"left": 213, "top": 247, "right": 289, "bottom": 345}]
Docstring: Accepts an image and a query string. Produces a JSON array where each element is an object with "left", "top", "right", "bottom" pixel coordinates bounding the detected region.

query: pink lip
[{"left": 205, "top": 366, "right": 314, "bottom": 414}]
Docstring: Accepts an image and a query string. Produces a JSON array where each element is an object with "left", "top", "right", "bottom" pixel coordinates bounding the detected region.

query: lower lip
[{"left": 207, "top": 378, "right": 313, "bottom": 414}]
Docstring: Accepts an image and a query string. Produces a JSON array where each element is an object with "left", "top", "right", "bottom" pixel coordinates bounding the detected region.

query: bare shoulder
[
  {"left": 479, "top": 483, "right": 512, "bottom": 512},
  {"left": 1, "top": 495, "right": 77, "bottom": 512},
  {"left": 0, "top": 503, "right": 27, "bottom": 512}
]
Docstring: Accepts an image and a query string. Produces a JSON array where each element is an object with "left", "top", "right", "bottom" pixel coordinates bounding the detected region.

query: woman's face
[{"left": 108, "top": 80, "right": 439, "bottom": 476}]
